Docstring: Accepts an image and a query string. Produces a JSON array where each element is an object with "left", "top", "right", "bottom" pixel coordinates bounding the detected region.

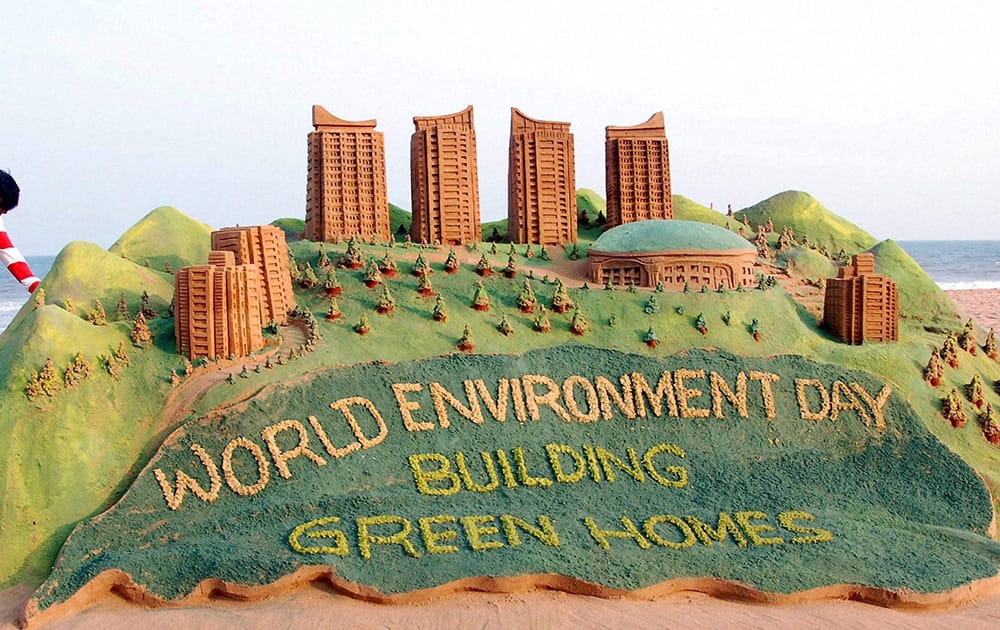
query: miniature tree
[
  {"left": 475, "top": 254, "right": 492, "bottom": 277},
  {"left": 941, "top": 334, "right": 960, "bottom": 369},
  {"left": 403, "top": 234, "right": 413, "bottom": 248},
  {"left": 604, "top": 279, "right": 614, "bottom": 291},
  {"left": 87, "top": 300, "right": 108, "bottom": 326},
  {"left": 569, "top": 308, "right": 589, "bottom": 336},
  {"left": 457, "top": 324, "right": 475, "bottom": 351},
  {"left": 695, "top": 312, "right": 708, "bottom": 335},
  {"left": 170, "top": 369, "right": 181, "bottom": 386},
  {"left": 376, "top": 285, "right": 396, "bottom": 314},
  {"left": 538, "top": 246, "right": 551, "bottom": 261},
  {"left": 490, "top": 242, "right": 498, "bottom": 255},
  {"left": 184, "top": 358, "right": 193, "bottom": 376},
  {"left": 239, "top": 365, "right": 250, "bottom": 379},
  {"left": 130, "top": 312, "right": 153, "bottom": 348},
  {"left": 569, "top": 243, "right": 581, "bottom": 260},
  {"left": 33, "top": 288, "right": 45, "bottom": 310},
  {"left": 363, "top": 258, "right": 383, "bottom": 288},
  {"left": 354, "top": 313, "right": 371, "bottom": 335},
  {"left": 471, "top": 281, "right": 490, "bottom": 312},
  {"left": 722, "top": 310, "right": 732, "bottom": 327},
  {"left": 765, "top": 217, "right": 774, "bottom": 233},
  {"left": 644, "top": 326, "right": 659, "bottom": 349},
  {"left": 958, "top": 319, "right": 977, "bottom": 355},
  {"left": 138, "top": 291, "right": 157, "bottom": 320},
  {"left": 317, "top": 246, "right": 331, "bottom": 269},
  {"left": 550, "top": 278, "right": 573, "bottom": 314},
  {"left": 984, "top": 329, "right": 999, "bottom": 361},
  {"left": 340, "top": 239, "right": 364, "bottom": 269},
  {"left": 923, "top": 350, "right": 944, "bottom": 387},
  {"left": 64, "top": 352, "right": 93, "bottom": 389},
  {"left": 25, "top": 370, "right": 44, "bottom": 401},
  {"left": 226, "top": 373, "right": 236, "bottom": 385},
  {"left": 115, "top": 341, "right": 131, "bottom": 367},
  {"left": 323, "top": 268, "right": 342, "bottom": 296},
  {"left": 749, "top": 318, "right": 761, "bottom": 342},
  {"left": 432, "top": 295, "right": 448, "bottom": 322},
  {"left": 63, "top": 297, "right": 76, "bottom": 315},
  {"left": 498, "top": 314, "right": 514, "bottom": 336},
  {"left": 417, "top": 272, "right": 434, "bottom": 296},
  {"left": 655, "top": 281, "right": 664, "bottom": 292},
  {"left": 444, "top": 249, "right": 460, "bottom": 274},
  {"left": 39, "top": 357, "right": 62, "bottom": 397},
  {"left": 608, "top": 314, "right": 617, "bottom": 328},
  {"left": 942, "top": 387, "right": 967, "bottom": 428},
  {"left": 325, "top": 296, "right": 342, "bottom": 320},
  {"left": 378, "top": 250, "right": 398, "bottom": 277},
  {"left": 755, "top": 227, "right": 769, "bottom": 258},
  {"left": 533, "top": 306, "right": 551, "bottom": 333},
  {"left": 683, "top": 282, "right": 691, "bottom": 294},
  {"left": 699, "top": 284, "right": 709, "bottom": 294},
  {"left": 967, "top": 374, "right": 986, "bottom": 410},
  {"left": 504, "top": 251, "right": 518, "bottom": 278},
  {"left": 413, "top": 252, "right": 432, "bottom": 277},
  {"left": 644, "top": 295, "right": 661, "bottom": 314},
  {"left": 523, "top": 244, "right": 534, "bottom": 259},
  {"left": 164, "top": 260, "right": 173, "bottom": 275},
  {"left": 518, "top": 279, "right": 538, "bottom": 313},
  {"left": 675, "top": 305, "right": 686, "bottom": 315},
  {"left": 776, "top": 225, "right": 795, "bottom": 251},
  {"left": 111, "top": 293, "right": 128, "bottom": 322},
  {"left": 981, "top": 404, "right": 1000, "bottom": 445}
]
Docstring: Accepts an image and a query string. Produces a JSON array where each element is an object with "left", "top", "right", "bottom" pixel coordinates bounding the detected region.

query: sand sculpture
[
  {"left": 507, "top": 108, "right": 577, "bottom": 245},
  {"left": 174, "top": 250, "right": 265, "bottom": 360},
  {"left": 305, "top": 105, "right": 390, "bottom": 243},
  {"left": 589, "top": 220, "right": 756, "bottom": 290},
  {"left": 211, "top": 225, "right": 294, "bottom": 325},
  {"left": 823, "top": 252, "right": 899, "bottom": 344},
  {"left": 605, "top": 112, "right": 673, "bottom": 227},
  {"left": 410, "top": 106, "right": 481, "bottom": 245}
]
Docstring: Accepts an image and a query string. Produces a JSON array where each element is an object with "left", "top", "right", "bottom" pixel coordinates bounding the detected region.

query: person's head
[{"left": 0, "top": 170, "right": 19, "bottom": 214}]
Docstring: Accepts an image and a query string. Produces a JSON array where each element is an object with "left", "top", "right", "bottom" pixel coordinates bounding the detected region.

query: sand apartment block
[
  {"left": 409, "top": 106, "right": 481, "bottom": 245},
  {"left": 305, "top": 105, "right": 390, "bottom": 243},
  {"left": 174, "top": 255, "right": 265, "bottom": 360},
  {"left": 211, "top": 225, "right": 294, "bottom": 325},
  {"left": 605, "top": 112, "right": 673, "bottom": 227},
  {"left": 507, "top": 108, "right": 577, "bottom": 245},
  {"left": 823, "top": 253, "right": 899, "bottom": 344}
]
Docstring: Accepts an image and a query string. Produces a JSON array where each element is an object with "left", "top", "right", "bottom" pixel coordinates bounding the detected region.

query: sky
[{"left": 2, "top": 1, "right": 998, "bottom": 255}]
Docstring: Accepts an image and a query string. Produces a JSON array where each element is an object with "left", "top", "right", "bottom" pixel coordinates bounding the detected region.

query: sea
[{"left": 2, "top": 242, "right": 1000, "bottom": 334}]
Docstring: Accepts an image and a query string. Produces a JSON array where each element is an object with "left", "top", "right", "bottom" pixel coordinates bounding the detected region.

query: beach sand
[{"left": 946, "top": 289, "right": 1000, "bottom": 331}]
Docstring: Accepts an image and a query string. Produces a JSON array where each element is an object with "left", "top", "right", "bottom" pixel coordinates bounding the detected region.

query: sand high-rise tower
[
  {"left": 507, "top": 108, "right": 576, "bottom": 245},
  {"left": 605, "top": 112, "right": 673, "bottom": 228},
  {"left": 409, "top": 106, "right": 481, "bottom": 245},
  {"left": 305, "top": 105, "right": 390, "bottom": 243}
]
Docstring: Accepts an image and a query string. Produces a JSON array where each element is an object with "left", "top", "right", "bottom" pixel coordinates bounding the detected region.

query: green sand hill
[
  {"left": 735, "top": 191, "right": 878, "bottom": 256},
  {"left": 109, "top": 206, "right": 213, "bottom": 273}
]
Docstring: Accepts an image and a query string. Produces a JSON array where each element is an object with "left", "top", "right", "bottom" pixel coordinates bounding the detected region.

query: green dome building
[{"left": 589, "top": 220, "right": 756, "bottom": 290}]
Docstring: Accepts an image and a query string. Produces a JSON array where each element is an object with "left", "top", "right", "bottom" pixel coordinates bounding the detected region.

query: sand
[
  {"left": 3, "top": 288, "right": 999, "bottom": 628},
  {"left": 946, "top": 289, "right": 1000, "bottom": 331}
]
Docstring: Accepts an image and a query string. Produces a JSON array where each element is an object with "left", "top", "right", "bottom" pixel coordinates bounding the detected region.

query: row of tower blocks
[{"left": 305, "top": 105, "right": 673, "bottom": 246}]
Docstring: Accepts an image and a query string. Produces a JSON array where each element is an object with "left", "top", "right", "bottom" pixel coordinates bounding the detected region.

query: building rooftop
[{"left": 591, "top": 219, "right": 753, "bottom": 253}]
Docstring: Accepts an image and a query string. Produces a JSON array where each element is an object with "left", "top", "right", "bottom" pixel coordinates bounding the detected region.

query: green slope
[
  {"left": 22, "top": 241, "right": 174, "bottom": 329},
  {"left": 672, "top": 195, "right": 731, "bottom": 228},
  {"left": 778, "top": 246, "right": 837, "bottom": 283},
  {"left": 390, "top": 203, "right": 412, "bottom": 239},
  {"left": 735, "top": 191, "right": 877, "bottom": 256},
  {"left": 577, "top": 188, "right": 606, "bottom": 221},
  {"left": 870, "top": 239, "right": 959, "bottom": 324},
  {"left": 272, "top": 218, "right": 305, "bottom": 241},
  {"left": 108, "top": 206, "right": 213, "bottom": 272}
]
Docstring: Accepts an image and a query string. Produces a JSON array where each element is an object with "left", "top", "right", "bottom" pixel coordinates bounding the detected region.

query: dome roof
[{"left": 591, "top": 220, "right": 753, "bottom": 253}]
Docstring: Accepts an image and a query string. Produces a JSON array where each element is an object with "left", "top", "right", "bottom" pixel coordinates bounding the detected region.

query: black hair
[{"left": 0, "top": 170, "right": 19, "bottom": 212}]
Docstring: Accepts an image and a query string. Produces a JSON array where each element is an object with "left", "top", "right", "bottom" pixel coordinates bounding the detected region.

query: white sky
[{"left": 2, "top": 1, "right": 998, "bottom": 254}]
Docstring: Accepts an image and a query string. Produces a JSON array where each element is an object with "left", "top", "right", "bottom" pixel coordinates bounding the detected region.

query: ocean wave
[{"left": 938, "top": 281, "right": 1000, "bottom": 291}]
